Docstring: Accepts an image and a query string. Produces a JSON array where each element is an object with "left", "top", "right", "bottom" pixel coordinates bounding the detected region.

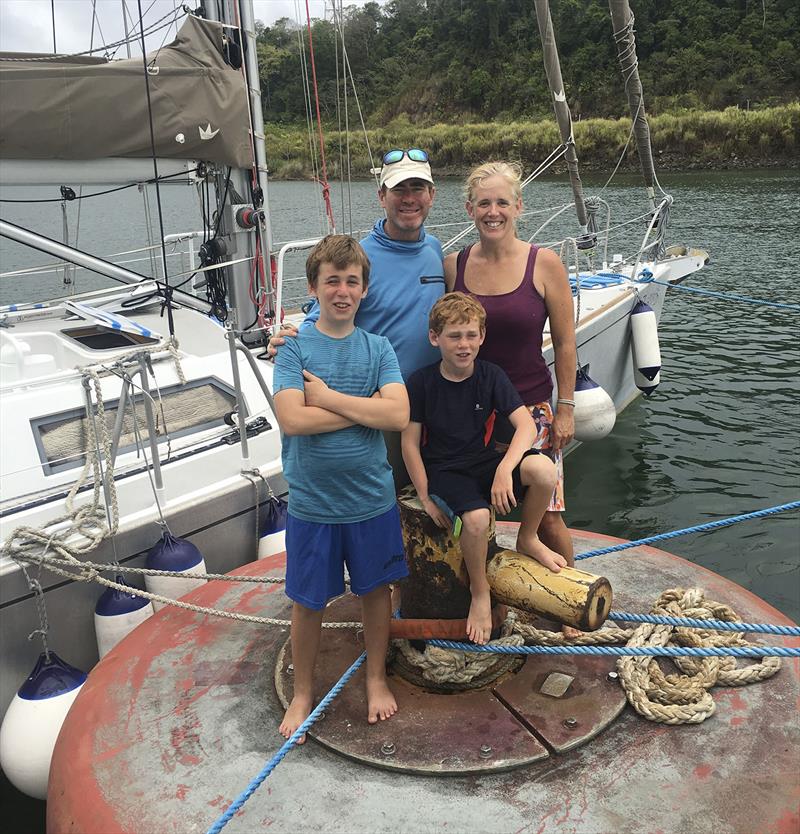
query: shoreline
[
  {"left": 267, "top": 156, "right": 799, "bottom": 181},
  {"left": 264, "top": 103, "right": 799, "bottom": 180}
]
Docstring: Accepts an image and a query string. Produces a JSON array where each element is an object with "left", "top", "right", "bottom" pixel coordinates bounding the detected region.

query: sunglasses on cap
[{"left": 382, "top": 148, "right": 429, "bottom": 165}]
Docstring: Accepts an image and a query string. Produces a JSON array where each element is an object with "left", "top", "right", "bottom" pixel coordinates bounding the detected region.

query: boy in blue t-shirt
[
  {"left": 272, "top": 235, "right": 410, "bottom": 742},
  {"left": 401, "top": 293, "right": 565, "bottom": 646}
]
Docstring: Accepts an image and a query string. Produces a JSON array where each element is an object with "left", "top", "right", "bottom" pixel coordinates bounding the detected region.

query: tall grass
[{"left": 264, "top": 103, "right": 798, "bottom": 178}]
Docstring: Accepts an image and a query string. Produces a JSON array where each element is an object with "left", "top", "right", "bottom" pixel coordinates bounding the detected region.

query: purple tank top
[{"left": 454, "top": 243, "right": 553, "bottom": 404}]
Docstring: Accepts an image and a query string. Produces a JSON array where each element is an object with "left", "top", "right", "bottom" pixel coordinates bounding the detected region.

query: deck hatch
[
  {"left": 31, "top": 377, "right": 238, "bottom": 474},
  {"left": 61, "top": 325, "right": 159, "bottom": 350}
]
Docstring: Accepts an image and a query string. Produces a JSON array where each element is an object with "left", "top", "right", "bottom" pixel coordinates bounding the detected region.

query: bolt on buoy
[
  {"left": 479, "top": 744, "right": 493, "bottom": 759},
  {"left": 381, "top": 742, "right": 396, "bottom": 756},
  {"left": 563, "top": 717, "right": 578, "bottom": 730},
  {"left": 607, "top": 671, "right": 619, "bottom": 681},
  {"left": 287, "top": 664, "right": 293, "bottom": 674}
]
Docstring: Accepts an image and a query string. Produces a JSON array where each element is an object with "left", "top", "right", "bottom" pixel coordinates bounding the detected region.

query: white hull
[{"left": 0, "top": 288, "right": 283, "bottom": 715}]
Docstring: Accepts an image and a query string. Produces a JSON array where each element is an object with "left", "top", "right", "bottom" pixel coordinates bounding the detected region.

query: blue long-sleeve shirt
[{"left": 302, "top": 219, "right": 445, "bottom": 379}]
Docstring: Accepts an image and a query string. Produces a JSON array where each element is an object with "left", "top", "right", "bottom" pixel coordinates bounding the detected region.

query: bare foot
[
  {"left": 366, "top": 677, "right": 398, "bottom": 724},
  {"left": 516, "top": 532, "right": 568, "bottom": 573},
  {"left": 561, "top": 625, "right": 583, "bottom": 640},
  {"left": 279, "top": 693, "right": 313, "bottom": 743},
  {"left": 466, "top": 589, "right": 492, "bottom": 645}
]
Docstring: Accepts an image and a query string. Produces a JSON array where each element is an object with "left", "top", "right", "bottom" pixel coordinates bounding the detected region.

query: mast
[
  {"left": 201, "top": 0, "right": 275, "bottom": 337},
  {"left": 607, "top": 0, "right": 657, "bottom": 210},
  {"left": 533, "top": 0, "right": 589, "bottom": 235}
]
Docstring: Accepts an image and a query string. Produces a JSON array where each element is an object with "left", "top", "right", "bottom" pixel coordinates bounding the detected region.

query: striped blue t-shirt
[{"left": 273, "top": 325, "right": 404, "bottom": 523}]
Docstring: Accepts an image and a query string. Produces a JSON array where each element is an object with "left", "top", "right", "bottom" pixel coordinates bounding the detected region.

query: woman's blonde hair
[{"left": 465, "top": 161, "right": 523, "bottom": 204}]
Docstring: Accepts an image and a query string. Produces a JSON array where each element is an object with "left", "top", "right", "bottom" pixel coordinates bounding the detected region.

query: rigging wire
[
  {"left": 332, "top": 0, "right": 354, "bottom": 233},
  {"left": 0, "top": 170, "right": 196, "bottom": 204},
  {"left": 294, "top": 2, "right": 326, "bottom": 235},
  {"left": 0, "top": 6, "right": 185, "bottom": 62},
  {"left": 50, "top": 0, "right": 57, "bottom": 53},
  {"left": 135, "top": 0, "right": 176, "bottom": 335},
  {"left": 303, "top": 0, "right": 336, "bottom": 232},
  {"left": 333, "top": 3, "right": 346, "bottom": 229}
]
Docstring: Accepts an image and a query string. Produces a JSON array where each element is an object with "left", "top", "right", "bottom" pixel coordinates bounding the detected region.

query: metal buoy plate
[{"left": 275, "top": 594, "right": 627, "bottom": 774}]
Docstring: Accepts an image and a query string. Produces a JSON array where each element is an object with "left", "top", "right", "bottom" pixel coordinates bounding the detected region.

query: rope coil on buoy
[{"left": 616, "top": 588, "right": 782, "bottom": 724}]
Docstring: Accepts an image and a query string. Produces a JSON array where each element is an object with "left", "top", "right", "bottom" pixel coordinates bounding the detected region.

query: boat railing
[{"left": 273, "top": 238, "right": 323, "bottom": 332}]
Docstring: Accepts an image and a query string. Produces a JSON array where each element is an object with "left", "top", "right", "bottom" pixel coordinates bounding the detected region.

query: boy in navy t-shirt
[
  {"left": 401, "top": 293, "right": 566, "bottom": 645},
  {"left": 272, "top": 235, "right": 410, "bottom": 741}
]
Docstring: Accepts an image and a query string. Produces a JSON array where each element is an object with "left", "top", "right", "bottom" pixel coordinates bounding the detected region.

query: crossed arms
[{"left": 274, "top": 371, "right": 409, "bottom": 436}]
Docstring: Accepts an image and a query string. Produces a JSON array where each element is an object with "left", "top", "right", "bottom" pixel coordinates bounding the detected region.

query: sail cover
[{"left": 0, "top": 16, "right": 251, "bottom": 169}]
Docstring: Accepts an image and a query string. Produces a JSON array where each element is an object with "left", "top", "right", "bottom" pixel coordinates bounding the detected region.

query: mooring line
[
  {"left": 574, "top": 500, "right": 800, "bottom": 561},
  {"left": 426, "top": 641, "right": 800, "bottom": 657},
  {"left": 609, "top": 611, "right": 800, "bottom": 636},
  {"left": 652, "top": 278, "right": 800, "bottom": 311},
  {"left": 206, "top": 651, "right": 366, "bottom": 834}
]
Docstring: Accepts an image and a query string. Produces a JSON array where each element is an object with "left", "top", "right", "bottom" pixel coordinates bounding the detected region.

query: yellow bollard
[
  {"left": 397, "top": 488, "right": 612, "bottom": 630},
  {"left": 486, "top": 550, "right": 611, "bottom": 631}
]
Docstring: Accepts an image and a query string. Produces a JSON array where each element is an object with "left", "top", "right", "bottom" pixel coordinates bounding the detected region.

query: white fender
[
  {"left": 630, "top": 300, "right": 661, "bottom": 396},
  {"left": 94, "top": 576, "right": 154, "bottom": 658},
  {"left": 258, "top": 528, "right": 286, "bottom": 559},
  {"left": 573, "top": 367, "right": 617, "bottom": 442},
  {"left": 144, "top": 532, "right": 206, "bottom": 611},
  {"left": 0, "top": 653, "right": 86, "bottom": 799}
]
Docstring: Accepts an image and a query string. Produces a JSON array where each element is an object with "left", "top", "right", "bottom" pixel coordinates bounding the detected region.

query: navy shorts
[
  {"left": 285, "top": 505, "right": 408, "bottom": 610},
  {"left": 428, "top": 450, "right": 539, "bottom": 516}
]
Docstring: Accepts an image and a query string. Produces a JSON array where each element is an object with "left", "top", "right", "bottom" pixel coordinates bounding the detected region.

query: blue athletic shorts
[{"left": 285, "top": 505, "right": 408, "bottom": 610}]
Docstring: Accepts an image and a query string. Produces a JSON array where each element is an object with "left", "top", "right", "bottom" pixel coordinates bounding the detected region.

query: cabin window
[
  {"left": 62, "top": 325, "right": 159, "bottom": 350},
  {"left": 32, "top": 378, "right": 238, "bottom": 475}
]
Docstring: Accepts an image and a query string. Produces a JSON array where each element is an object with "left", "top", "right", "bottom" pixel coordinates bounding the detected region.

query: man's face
[{"left": 379, "top": 178, "right": 435, "bottom": 242}]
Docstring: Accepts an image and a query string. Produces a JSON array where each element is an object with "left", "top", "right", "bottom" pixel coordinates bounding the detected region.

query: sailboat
[
  {"left": 0, "top": 7, "right": 285, "bottom": 729},
  {"left": 0, "top": 0, "right": 732, "bottom": 818}
]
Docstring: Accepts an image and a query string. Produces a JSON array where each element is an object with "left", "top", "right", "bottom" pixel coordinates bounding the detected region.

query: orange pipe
[{"left": 389, "top": 606, "right": 507, "bottom": 640}]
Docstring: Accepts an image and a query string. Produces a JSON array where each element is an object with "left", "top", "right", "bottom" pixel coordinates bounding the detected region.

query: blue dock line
[
  {"left": 427, "top": 641, "right": 800, "bottom": 657},
  {"left": 608, "top": 611, "right": 800, "bottom": 636},
  {"left": 206, "top": 651, "right": 367, "bottom": 834},
  {"left": 574, "top": 500, "right": 800, "bottom": 561},
  {"left": 652, "top": 278, "right": 800, "bottom": 311}
]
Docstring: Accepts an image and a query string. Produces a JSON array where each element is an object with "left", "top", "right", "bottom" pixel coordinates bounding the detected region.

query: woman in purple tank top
[{"left": 443, "top": 161, "right": 578, "bottom": 577}]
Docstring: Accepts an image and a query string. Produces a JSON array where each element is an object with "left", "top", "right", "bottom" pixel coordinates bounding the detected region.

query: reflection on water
[{"left": 1, "top": 169, "right": 798, "bottom": 621}]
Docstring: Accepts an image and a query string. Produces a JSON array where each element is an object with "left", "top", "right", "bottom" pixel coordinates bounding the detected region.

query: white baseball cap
[{"left": 379, "top": 152, "right": 434, "bottom": 190}]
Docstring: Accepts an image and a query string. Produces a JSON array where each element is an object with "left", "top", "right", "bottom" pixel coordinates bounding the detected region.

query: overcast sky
[{"left": 0, "top": 1, "right": 380, "bottom": 55}]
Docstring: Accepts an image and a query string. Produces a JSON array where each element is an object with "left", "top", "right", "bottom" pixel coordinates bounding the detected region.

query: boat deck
[{"left": 47, "top": 528, "right": 800, "bottom": 834}]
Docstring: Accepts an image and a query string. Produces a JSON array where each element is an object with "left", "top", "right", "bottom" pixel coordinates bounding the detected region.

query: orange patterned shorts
[
  {"left": 493, "top": 400, "right": 565, "bottom": 512},
  {"left": 527, "top": 401, "right": 565, "bottom": 513}
]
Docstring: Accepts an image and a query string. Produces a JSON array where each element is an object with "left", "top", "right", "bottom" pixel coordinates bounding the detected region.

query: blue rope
[
  {"left": 574, "top": 500, "right": 800, "bottom": 561},
  {"left": 609, "top": 611, "right": 800, "bottom": 635},
  {"left": 652, "top": 278, "right": 800, "bottom": 311},
  {"left": 428, "top": 640, "right": 799, "bottom": 658},
  {"left": 206, "top": 651, "right": 367, "bottom": 834}
]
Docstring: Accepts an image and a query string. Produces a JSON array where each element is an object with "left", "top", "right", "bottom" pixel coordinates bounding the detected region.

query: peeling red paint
[
  {"left": 175, "top": 784, "right": 190, "bottom": 800},
  {"left": 721, "top": 690, "right": 748, "bottom": 711},
  {"left": 769, "top": 807, "right": 800, "bottom": 834},
  {"left": 693, "top": 764, "right": 713, "bottom": 779},
  {"left": 730, "top": 715, "right": 745, "bottom": 727}
]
